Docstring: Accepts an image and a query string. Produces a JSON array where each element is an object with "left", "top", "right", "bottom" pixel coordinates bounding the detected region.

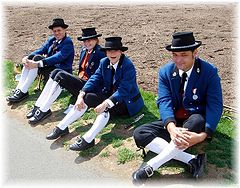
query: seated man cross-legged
[{"left": 132, "top": 32, "right": 223, "bottom": 185}]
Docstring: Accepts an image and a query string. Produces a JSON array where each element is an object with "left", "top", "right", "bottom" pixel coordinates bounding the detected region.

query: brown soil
[{"left": 3, "top": 3, "right": 237, "bottom": 108}]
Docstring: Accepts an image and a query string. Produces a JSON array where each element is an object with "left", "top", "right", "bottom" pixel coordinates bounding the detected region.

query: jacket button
[{"left": 128, "top": 101, "right": 131, "bottom": 103}]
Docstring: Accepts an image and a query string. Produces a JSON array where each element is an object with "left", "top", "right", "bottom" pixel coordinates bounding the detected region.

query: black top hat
[
  {"left": 48, "top": 18, "right": 68, "bottom": 29},
  {"left": 165, "top": 32, "right": 202, "bottom": 52},
  {"left": 77, "top": 27, "right": 102, "bottom": 41},
  {"left": 100, "top": 37, "right": 128, "bottom": 52}
]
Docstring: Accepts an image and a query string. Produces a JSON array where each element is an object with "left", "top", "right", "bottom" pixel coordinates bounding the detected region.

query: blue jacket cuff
[
  {"left": 27, "top": 54, "right": 35, "bottom": 60},
  {"left": 109, "top": 95, "right": 118, "bottom": 105},
  {"left": 42, "top": 59, "right": 48, "bottom": 67},
  {"left": 81, "top": 88, "right": 88, "bottom": 93},
  {"left": 164, "top": 117, "right": 176, "bottom": 129},
  {"left": 205, "top": 127, "right": 214, "bottom": 138}
]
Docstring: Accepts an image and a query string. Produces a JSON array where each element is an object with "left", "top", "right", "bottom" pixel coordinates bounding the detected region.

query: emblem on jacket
[
  {"left": 89, "top": 62, "right": 94, "bottom": 69},
  {"left": 192, "top": 88, "right": 198, "bottom": 100}
]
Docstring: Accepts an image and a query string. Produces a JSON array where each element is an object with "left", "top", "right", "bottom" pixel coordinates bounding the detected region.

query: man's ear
[{"left": 193, "top": 49, "right": 198, "bottom": 57}]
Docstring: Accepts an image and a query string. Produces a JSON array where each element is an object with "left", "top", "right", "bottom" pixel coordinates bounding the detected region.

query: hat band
[
  {"left": 170, "top": 42, "right": 199, "bottom": 49},
  {"left": 82, "top": 33, "right": 97, "bottom": 37}
]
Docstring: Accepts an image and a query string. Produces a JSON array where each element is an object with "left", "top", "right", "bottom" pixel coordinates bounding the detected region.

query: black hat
[
  {"left": 100, "top": 37, "right": 128, "bottom": 52},
  {"left": 77, "top": 27, "right": 102, "bottom": 41},
  {"left": 165, "top": 32, "right": 202, "bottom": 52},
  {"left": 48, "top": 18, "right": 68, "bottom": 29}
]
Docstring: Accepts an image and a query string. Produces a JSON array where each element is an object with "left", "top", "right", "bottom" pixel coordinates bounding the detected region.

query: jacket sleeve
[
  {"left": 42, "top": 39, "right": 74, "bottom": 66},
  {"left": 205, "top": 67, "right": 223, "bottom": 137},
  {"left": 157, "top": 68, "right": 176, "bottom": 127},
  {"left": 109, "top": 62, "right": 136, "bottom": 104}
]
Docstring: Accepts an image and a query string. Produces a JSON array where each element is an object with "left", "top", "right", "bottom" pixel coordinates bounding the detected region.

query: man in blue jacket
[
  {"left": 6, "top": 18, "right": 74, "bottom": 103},
  {"left": 132, "top": 32, "right": 223, "bottom": 184},
  {"left": 46, "top": 37, "right": 144, "bottom": 151},
  {"left": 27, "top": 28, "right": 105, "bottom": 126}
]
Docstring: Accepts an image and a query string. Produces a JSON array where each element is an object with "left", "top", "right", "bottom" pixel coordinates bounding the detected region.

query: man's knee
[
  {"left": 133, "top": 126, "right": 143, "bottom": 141},
  {"left": 183, "top": 114, "right": 205, "bottom": 132},
  {"left": 33, "top": 55, "right": 44, "bottom": 61},
  {"left": 189, "top": 114, "right": 205, "bottom": 125},
  {"left": 51, "top": 69, "right": 66, "bottom": 81},
  {"left": 133, "top": 125, "right": 150, "bottom": 148}
]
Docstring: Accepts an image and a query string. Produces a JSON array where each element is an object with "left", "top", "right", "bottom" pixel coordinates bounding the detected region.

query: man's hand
[
  {"left": 183, "top": 131, "right": 207, "bottom": 147},
  {"left": 74, "top": 95, "right": 86, "bottom": 111},
  {"left": 25, "top": 59, "right": 39, "bottom": 69},
  {"left": 22, "top": 56, "right": 28, "bottom": 64},
  {"left": 167, "top": 122, "right": 191, "bottom": 150},
  {"left": 94, "top": 101, "right": 109, "bottom": 114}
]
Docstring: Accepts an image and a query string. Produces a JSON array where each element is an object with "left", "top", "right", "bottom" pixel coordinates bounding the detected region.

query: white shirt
[
  {"left": 105, "top": 61, "right": 119, "bottom": 108},
  {"left": 111, "top": 61, "right": 119, "bottom": 72},
  {"left": 178, "top": 65, "right": 194, "bottom": 92},
  {"left": 38, "top": 39, "right": 62, "bottom": 67}
]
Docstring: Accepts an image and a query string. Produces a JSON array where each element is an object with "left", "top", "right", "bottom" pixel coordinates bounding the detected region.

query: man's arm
[
  {"left": 204, "top": 67, "right": 223, "bottom": 138},
  {"left": 157, "top": 67, "right": 176, "bottom": 127}
]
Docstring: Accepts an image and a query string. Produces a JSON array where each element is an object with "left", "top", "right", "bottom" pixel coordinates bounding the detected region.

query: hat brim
[
  {"left": 77, "top": 34, "right": 102, "bottom": 41},
  {"left": 100, "top": 46, "right": 128, "bottom": 52},
  {"left": 48, "top": 24, "right": 68, "bottom": 30},
  {"left": 165, "top": 41, "right": 202, "bottom": 52}
]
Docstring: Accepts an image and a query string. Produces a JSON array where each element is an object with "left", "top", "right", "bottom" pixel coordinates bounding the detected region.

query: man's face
[
  {"left": 83, "top": 38, "right": 98, "bottom": 51},
  {"left": 106, "top": 50, "right": 122, "bottom": 64},
  {"left": 52, "top": 27, "right": 66, "bottom": 40},
  {"left": 172, "top": 50, "right": 197, "bottom": 71}
]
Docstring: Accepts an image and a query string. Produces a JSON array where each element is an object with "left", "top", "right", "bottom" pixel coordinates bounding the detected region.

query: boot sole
[
  {"left": 8, "top": 94, "right": 29, "bottom": 103},
  {"left": 46, "top": 130, "right": 69, "bottom": 140}
]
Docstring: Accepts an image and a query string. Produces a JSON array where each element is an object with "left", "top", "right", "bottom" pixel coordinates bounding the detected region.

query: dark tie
[
  {"left": 179, "top": 72, "right": 187, "bottom": 96},
  {"left": 111, "top": 66, "right": 115, "bottom": 92},
  {"left": 50, "top": 40, "right": 58, "bottom": 55}
]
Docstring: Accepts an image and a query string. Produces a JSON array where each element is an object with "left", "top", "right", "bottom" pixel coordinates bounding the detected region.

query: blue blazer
[
  {"left": 78, "top": 44, "right": 106, "bottom": 78},
  {"left": 82, "top": 54, "right": 144, "bottom": 117},
  {"left": 157, "top": 58, "right": 223, "bottom": 137},
  {"left": 29, "top": 35, "right": 74, "bottom": 73}
]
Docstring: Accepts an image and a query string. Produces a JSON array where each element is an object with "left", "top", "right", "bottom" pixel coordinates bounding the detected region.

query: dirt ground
[{"left": 3, "top": 3, "right": 237, "bottom": 108}]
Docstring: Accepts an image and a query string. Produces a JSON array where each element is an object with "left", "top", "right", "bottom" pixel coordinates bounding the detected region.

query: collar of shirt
[
  {"left": 179, "top": 64, "right": 194, "bottom": 92},
  {"left": 179, "top": 64, "right": 194, "bottom": 79},
  {"left": 110, "top": 61, "right": 119, "bottom": 71},
  {"left": 87, "top": 49, "right": 93, "bottom": 54},
  {"left": 54, "top": 39, "right": 62, "bottom": 45}
]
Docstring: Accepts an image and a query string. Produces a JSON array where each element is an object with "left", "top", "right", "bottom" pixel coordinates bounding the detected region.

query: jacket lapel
[
  {"left": 113, "top": 54, "right": 124, "bottom": 85},
  {"left": 184, "top": 59, "right": 201, "bottom": 100},
  {"left": 87, "top": 45, "right": 97, "bottom": 66},
  {"left": 171, "top": 64, "right": 181, "bottom": 102},
  {"left": 80, "top": 49, "right": 87, "bottom": 62}
]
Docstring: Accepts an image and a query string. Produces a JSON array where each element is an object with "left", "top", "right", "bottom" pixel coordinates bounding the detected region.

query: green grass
[
  {"left": 3, "top": 60, "right": 236, "bottom": 181},
  {"left": 112, "top": 138, "right": 124, "bottom": 148},
  {"left": 78, "top": 146, "right": 100, "bottom": 158},
  {"left": 117, "top": 148, "right": 139, "bottom": 164},
  {"left": 3, "top": 60, "right": 16, "bottom": 93},
  {"left": 100, "top": 151, "right": 110, "bottom": 158}
]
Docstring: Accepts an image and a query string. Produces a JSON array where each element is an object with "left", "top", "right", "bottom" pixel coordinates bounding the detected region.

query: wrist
[
  {"left": 167, "top": 122, "right": 176, "bottom": 133},
  {"left": 105, "top": 99, "right": 114, "bottom": 108},
  {"left": 79, "top": 90, "right": 85, "bottom": 98},
  {"left": 199, "top": 132, "right": 208, "bottom": 142}
]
